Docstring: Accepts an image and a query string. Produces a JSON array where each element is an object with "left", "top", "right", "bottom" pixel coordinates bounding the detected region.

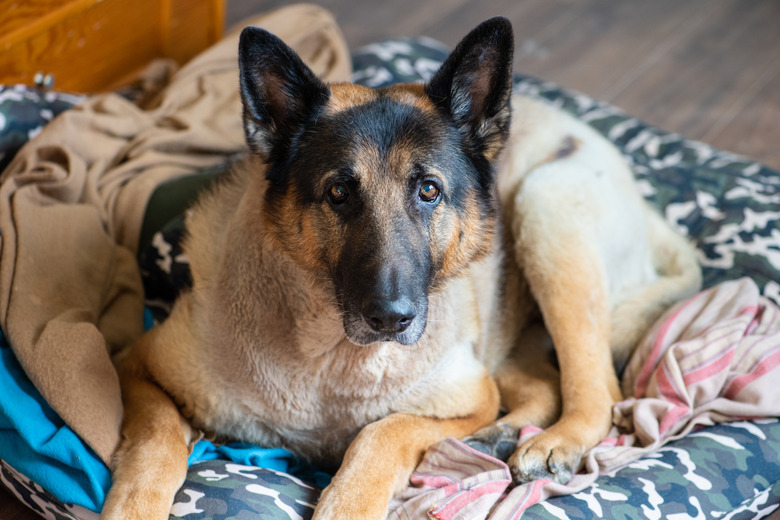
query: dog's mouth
[{"left": 340, "top": 299, "right": 429, "bottom": 346}]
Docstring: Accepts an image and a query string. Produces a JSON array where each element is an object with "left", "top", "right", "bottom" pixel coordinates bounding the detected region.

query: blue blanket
[{"left": 0, "top": 334, "right": 110, "bottom": 510}]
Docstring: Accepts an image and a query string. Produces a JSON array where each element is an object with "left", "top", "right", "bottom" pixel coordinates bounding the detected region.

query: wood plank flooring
[{"left": 2, "top": 0, "right": 777, "bottom": 518}]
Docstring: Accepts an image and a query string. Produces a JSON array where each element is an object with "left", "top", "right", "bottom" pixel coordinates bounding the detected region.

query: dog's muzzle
[{"left": 341, "top": 296, "right": 428, "bottom": 346}]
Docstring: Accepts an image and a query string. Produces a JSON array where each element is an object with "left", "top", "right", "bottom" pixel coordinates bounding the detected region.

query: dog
[{"left": 101, "top": 16, "right": 701, "bottom": 519}]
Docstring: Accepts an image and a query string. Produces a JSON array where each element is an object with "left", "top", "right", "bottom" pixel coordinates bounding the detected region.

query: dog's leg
[
  {"left": 464, "top": 324, "right": 561, "bottom": 461},
  {"left": 312, "top": 370, "right": 499, "bottom": 520},
  {"left": 610, "top": 208, "right": 702, "bottom": 371},
  {"left": 509, "top": 232, "right": 620, "bottom": 484},
  {"left": 511, "top": 259, "right": 619, "bottom": 484},
  {"left": 101, "top": 334, "right": 195, "bottom": 520},
  {"left": 502, "top": 163, "right": 624, "bottom": 484}
]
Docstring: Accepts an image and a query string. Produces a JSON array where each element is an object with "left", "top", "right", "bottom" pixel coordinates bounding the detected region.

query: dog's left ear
[
  {"left": 426, "top": 17, "right": 514, "bottom": 163},
  {"left": 238, "top": 26, "right": 329, "bottom": 182}
]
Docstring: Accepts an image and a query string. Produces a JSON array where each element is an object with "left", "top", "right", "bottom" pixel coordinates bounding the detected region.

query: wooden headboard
[{"left": 0, "top": 0, "right": 225, "bottom": 93}]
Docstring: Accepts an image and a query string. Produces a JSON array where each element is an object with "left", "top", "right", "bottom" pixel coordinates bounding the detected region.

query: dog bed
[{"left": 1, "top": 36, "right": 779, "bottom": 520}]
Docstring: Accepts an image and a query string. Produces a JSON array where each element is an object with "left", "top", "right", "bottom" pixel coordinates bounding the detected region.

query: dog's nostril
[
  {"left": 369, "top": 317, "right": 384, "bottom": 330},
  {"left": 364, "top": 300, "right": 415, "bottom": 333}
]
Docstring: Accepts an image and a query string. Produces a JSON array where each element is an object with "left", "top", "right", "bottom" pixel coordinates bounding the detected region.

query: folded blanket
[
  {"left": 0, "top": 4, "right": 351, "bottom": 465},
  {"left": 389, "top": 277, "right": 780, "bottom": 519}
]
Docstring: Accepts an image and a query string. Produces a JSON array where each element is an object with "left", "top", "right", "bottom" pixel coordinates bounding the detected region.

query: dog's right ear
[{"left": 238, "top": 26, "right": 329, "bottom": 182}]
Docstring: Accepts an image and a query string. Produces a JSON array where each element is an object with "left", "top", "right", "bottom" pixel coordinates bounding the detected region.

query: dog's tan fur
[{"left": 102, "top": 18, "right": 701, "bottom": 519}]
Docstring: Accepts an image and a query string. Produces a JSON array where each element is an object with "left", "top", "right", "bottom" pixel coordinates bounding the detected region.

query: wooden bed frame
[{"left": 0, "top": 0, "right": 224, "bottom": 92}]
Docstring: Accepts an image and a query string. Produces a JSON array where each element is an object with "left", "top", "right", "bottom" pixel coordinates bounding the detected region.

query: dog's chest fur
[{"left": 179, "top": 289, "right": 488, "bottom": 462}]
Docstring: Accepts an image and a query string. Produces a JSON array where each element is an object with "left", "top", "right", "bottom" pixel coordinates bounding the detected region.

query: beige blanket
[{"left": 0, "top": 4, "right": 351, "bottom": 464}]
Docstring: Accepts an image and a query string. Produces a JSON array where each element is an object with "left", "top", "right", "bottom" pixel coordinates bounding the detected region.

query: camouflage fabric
[
  {"left": 2, "top": 37, "right": 779, "bottom": 519},
  {"left": 521, "top": 420, "right": 780, "bottom": 520},
  {"left": 169, "top": 461, "right": 321, "bottom": 520},
  {"left": 0, "top": 459, "right": 97, "bottom": 520},
  {"left": 141, "top": 211, "right": 191, "bottom": 324},
  {"left": 0, "top": 86, "right": 85, "bottom": 172}
]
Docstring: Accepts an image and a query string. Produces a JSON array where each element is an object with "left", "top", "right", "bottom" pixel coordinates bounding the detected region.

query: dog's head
[{"left": 238, "top": 18, "right": 513, "bottom": 346}]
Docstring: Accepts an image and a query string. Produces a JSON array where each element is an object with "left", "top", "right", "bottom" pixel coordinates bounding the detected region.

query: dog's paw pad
[
  {"left": 462, "top": 423, "right": 519, "bottom": 461},
  {"left": 508, "top": 439, "right": 581, "bottom": 485}
]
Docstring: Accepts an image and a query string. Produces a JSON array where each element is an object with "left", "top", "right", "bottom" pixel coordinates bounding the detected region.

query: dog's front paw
[
  {"left": 507, "top": 429, "right": 584, "bottom": 485},
  {"left": 462, "top": 423, "right": 520, "bottom": 461}
]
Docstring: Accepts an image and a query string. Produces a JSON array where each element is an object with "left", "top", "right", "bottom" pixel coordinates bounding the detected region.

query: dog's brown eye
[
  {"left": 328, "top": 184, "right": 349, "bottom": 204},
  {"left": 419, "top": 182, "right": 440, "bottom": 203}
]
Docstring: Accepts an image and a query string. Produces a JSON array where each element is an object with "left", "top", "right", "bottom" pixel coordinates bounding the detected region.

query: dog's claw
[
  {"left": 510, "top": 454, "right": 574, "bottom": 484},
  {"left": 462, "top": 423, "right": 519, "bottom": 461}
]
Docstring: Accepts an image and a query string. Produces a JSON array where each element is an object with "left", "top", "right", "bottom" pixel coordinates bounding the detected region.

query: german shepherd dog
[{"left": 102, "top": 17, "right": 701, "bottom": 519}]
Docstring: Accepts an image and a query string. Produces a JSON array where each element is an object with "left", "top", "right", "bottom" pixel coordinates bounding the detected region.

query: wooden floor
[{"left": 1, "top": 0, "right": 778, "bottom": 518}]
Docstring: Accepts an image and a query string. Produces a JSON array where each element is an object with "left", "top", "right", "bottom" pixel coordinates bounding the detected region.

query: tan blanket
[{"left": 0, "top": 4, "right": 351, "bottom": 464}]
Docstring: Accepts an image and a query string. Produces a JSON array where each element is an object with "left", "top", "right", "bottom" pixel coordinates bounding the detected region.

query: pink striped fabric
[
  {"left": 388, "top": 439, "right": 512, "bottom": 520},
  {"left": 389, "top": 278, "right": 780, "bottom": 519}
]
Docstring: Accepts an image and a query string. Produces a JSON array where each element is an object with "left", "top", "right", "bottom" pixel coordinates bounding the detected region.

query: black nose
[{"left": 363, "top": 299, "right": 416, "bottom": 333}]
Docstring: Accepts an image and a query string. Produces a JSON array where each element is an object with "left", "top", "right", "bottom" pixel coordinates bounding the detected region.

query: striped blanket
[{"left": 389, "top": 277, "right": 780, "bottom": 519}]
